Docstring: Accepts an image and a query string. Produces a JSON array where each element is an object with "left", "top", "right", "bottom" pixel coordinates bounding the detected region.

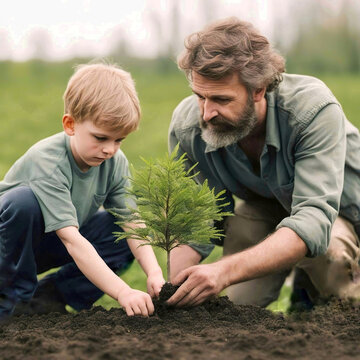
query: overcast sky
[
  {"left": 0, "top": 0, "right": 355, "bottom": 61},
  {"left": 0, "top": 0, "right": 150, "bottom": 60},
  {"left": 0, "top": 0, "right": 279, "bottom": 61}
]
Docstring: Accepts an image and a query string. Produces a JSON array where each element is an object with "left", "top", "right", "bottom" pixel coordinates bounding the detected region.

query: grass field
[{"left": 1, "top": 60, "right": 359, "bottom": 313}]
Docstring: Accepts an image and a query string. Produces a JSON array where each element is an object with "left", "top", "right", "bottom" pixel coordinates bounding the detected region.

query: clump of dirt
[
  {"left": 0, "top": 297, "right": 359, "bottom": 360},
  {"left": 158, "top": 282, "right": 179, "bottom": 302}
]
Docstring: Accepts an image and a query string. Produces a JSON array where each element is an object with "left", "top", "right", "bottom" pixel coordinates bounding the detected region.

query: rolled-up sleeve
[{"left": 276, "top": 104, "right": 346, "bottom": 257}]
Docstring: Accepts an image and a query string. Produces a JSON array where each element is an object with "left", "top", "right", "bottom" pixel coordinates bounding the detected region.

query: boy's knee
[{"left": 1, "top": 186, "right": 41, "bottom": 220}]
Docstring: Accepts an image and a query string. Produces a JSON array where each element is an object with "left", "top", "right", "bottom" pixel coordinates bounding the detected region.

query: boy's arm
[
  {"left": 56, "top": 226, "right": 154, "bottom": 316},
  {"left": 123, "top": 222, "right": 165, "bottom": 296}
]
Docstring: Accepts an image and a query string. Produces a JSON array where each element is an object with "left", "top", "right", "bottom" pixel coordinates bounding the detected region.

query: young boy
[{"left": 0, "top": 63, "right": 165, "bottom": 320}]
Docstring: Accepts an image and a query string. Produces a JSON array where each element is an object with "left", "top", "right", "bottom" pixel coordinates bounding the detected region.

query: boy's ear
[{"left": 63, "top": 115, "right": 75, "bottom": 136}]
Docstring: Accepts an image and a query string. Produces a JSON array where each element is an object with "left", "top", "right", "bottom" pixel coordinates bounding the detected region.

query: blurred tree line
[
  {"left": 281, "top": 0, "right": 360, "bottom": 74},
  {"left": 111, "top": 0, "right": 360, "bottom": 76},
  {"left": 1, "top": 0, "right": 359, "bottom": 76}
]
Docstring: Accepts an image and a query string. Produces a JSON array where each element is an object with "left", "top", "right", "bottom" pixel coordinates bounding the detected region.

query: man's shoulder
[
  {"left": 170, "top": 95, "right": 201, "bottom": 132},
  {"left": 275, "top": 74, "right": 339, "bottom": 120}
]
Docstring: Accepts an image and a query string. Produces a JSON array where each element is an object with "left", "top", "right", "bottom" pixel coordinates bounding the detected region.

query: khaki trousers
[{"left": 223, "top": 199, "right": 360, "bottom": 307}]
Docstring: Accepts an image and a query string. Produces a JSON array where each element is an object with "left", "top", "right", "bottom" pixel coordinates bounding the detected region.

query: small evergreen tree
[{"left": 114, "top": 146, "right": 231, "bottom": 282}]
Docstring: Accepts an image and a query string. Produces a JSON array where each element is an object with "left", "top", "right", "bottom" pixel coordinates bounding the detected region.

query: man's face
[
  {"left": 191, "top": 72, "right": 257, "bottom": 148},
  {"left": 66, "top": 119, "right": 129, "bottom": 172}
]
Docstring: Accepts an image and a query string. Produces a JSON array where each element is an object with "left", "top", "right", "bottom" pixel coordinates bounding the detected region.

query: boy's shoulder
[
  {"left": 29, "top": 131, "right": 66, "bottom": 150},
  {"left": 28, "top": 132, "right": 66, "bottom": 159},
  {"left": 15, "top": 132, "right": 69, "bottom": 180}
]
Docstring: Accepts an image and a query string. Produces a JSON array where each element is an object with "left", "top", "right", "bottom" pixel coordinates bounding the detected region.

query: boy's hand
[
  {"left": 147, "top": 268, "right": 165, "bottom": 298},
  {"left": 117, "top": 287, "right": 154, "bottom": 317}
]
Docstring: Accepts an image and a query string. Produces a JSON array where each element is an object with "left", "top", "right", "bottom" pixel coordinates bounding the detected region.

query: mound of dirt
[{"left": 0, "top": 296, "right": 359, "bottom": 360}]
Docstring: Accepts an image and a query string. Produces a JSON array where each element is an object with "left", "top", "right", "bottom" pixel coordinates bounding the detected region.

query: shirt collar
[
  {"left": 204, "top": 141, "right": 218, "bottom": 153},
  {"left": 264, "top": 91, "right": 281, "bottom": 151}
]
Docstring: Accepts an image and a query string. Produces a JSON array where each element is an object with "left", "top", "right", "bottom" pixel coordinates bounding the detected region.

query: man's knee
[
  {"left": 223, "top": 199, "right": 287, "bottom": 255},
  {"left": 226, "top": 269, "right": 290, "bottom": 307},
  {"left": 298, "top": 216, "right": 360, "bottom": 300}
]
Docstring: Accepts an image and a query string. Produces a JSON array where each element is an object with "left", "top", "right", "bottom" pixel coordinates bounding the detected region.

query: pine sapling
[{"left": 113, "top": 146, "right": 232, "bottom": 282}]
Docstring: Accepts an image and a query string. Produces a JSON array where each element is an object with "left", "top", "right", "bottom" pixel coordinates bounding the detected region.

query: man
[{"left": 167, "top": 17, "right": 360, "bottom": 308}]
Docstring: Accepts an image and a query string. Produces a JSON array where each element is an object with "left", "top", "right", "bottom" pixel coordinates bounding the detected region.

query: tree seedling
[{"left": 113, "top": 146, "right": 231, "bottom": 282}]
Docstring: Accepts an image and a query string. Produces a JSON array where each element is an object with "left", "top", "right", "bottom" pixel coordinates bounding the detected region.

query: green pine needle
[{"left": 113, "top": 145, "right": 232, "bottom": 281}]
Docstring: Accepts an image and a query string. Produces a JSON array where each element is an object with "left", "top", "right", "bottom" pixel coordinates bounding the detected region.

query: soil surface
[{"left": 1, "top": 295, "right": 360, "bottom": 360}]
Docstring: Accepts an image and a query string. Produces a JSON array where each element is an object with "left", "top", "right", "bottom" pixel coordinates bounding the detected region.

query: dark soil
[{"left": 1, "top": 294, "right": 360, "bottom": 360}]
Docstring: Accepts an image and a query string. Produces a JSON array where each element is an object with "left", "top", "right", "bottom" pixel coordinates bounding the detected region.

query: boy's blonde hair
[{"left": 63, "top": 62, "right": 141, "bottom": 133}]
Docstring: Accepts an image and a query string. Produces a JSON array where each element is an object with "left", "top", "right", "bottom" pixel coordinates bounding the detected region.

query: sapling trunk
[{"left": 167, "top": 250, "right": 171, "bottom": 283}]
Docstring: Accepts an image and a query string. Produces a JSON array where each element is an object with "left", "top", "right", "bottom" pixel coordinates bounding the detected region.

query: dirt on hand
[{"left": 0, "top": 295, "right": 359, "bottom": 360}]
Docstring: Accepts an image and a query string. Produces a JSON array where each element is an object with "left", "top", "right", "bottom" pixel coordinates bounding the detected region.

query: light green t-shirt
[{"left": 0, "top": 132, "right": 135, "bottom": 233}]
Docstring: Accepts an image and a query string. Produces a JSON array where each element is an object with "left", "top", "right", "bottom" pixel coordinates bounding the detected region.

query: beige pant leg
[
  {"left": 297, "top": 216, "right": 360, "bottom": 300},
  {"left": 223, "top": 198, "right": 290, "bottom": 307}
]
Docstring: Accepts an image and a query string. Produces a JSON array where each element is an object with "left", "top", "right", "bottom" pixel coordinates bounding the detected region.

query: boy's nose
[{"left": 103, "top": 143, "right": 116, "bottom": 156}]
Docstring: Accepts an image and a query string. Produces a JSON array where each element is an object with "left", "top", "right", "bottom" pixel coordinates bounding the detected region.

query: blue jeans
[{"left": 0, "top": 186, "right": 134, "bottom": 318}]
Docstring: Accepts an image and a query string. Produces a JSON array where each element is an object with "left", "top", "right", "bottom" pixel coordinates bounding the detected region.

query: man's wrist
[{"left": 216, "top": 256, "right": 235, "bottom": 289}]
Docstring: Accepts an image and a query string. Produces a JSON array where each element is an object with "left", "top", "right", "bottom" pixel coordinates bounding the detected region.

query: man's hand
[
  {"left": 169, "top": 244, "right": 202, "bottom": 280},
  {"left": 167, "top": 262, "right": 227, "bottom": 307},
  {"left": 147, "top": 268, "right": 166, "bottom": 298},
  {"left": 117, "top": 287, "right": 155, "bottom": 317}
]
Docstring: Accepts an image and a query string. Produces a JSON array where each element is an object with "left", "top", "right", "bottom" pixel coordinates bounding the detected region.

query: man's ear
[
  {"left": 253, "top": 87, "right": 266, "bottom": 102},
  {"left": 63, "top": 115, "right": 75, "bottom": 136}
]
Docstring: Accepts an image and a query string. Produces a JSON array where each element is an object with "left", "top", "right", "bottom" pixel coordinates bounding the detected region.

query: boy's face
[{"left": 63, "top": 116, "right": 129, "bottom": 172}]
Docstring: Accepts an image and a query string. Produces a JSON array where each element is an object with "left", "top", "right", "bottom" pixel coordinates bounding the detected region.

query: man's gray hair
[{"left": 178, "top": 17, "right": 285, "bottom": 92}]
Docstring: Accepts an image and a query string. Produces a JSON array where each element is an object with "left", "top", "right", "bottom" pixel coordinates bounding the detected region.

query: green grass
[{"left": 1, "top": 60, "right": 359, "bottom": 314}]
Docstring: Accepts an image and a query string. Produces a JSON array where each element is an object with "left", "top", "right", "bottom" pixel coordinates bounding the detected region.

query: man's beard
[{"left": 200, "top": 95, "right": 257, "bottom": 148}]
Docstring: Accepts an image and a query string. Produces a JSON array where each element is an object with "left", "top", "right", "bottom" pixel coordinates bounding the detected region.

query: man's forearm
[{"left": 218, "top": 227, "right": 308, "bottom": 288}]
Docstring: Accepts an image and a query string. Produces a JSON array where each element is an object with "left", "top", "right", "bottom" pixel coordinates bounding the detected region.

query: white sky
[
  {"left": 0, "top": 0, "right": 151, "bottom": 60},
  {"left": 1, "top": 0, "right": 352, "bottom": 61}
]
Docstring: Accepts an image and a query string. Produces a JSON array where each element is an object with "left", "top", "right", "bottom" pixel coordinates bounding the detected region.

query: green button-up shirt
[{"left": 169, "top": 74, "right": 360, "bottom": 257}]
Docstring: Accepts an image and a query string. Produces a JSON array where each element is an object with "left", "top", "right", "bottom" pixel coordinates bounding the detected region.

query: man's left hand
[{"left": 166, "top": 263, "right": 227, "bottom": 307}]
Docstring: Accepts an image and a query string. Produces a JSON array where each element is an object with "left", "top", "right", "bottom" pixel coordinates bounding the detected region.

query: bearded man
[{"left": 167, "top": 17, "right": 360, "bottom": 309}]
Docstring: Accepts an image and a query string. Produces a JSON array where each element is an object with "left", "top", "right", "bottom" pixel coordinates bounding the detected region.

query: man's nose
[{"left": 202, "top": 100, "right": 218, "bottom": 122}]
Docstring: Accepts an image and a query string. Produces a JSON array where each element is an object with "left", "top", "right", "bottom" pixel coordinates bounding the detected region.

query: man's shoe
[
  {"left": 288, "top": 288, "right": 314, "bottom": 312},
  {"left": 288, "top": 268, "right": 317, "bottom": 313},
  {"left": 12, "top": 278, "right": 67, "bottom": 316}
]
